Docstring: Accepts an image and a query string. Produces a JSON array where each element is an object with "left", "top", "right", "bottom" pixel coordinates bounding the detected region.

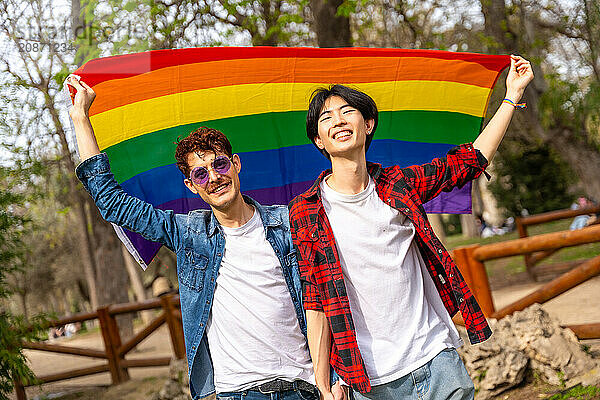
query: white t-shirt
[
  {"left": 320, "top": 176, "right": 462, "bottom": 385},
  {"left": 206, "top": 208, "right": 314, "bottom": 393}
]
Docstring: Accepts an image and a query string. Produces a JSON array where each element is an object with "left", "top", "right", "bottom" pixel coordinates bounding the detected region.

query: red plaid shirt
[{"left": 289, "top": 143, "right": 493, "bottom": 392}]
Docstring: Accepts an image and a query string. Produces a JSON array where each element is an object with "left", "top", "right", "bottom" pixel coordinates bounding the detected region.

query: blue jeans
[
  {"left": 351, "top": 348, "right": 474, "bottom": 400},
  {"left": 217, "top": 388, "right": 318, "bottom": 400}
]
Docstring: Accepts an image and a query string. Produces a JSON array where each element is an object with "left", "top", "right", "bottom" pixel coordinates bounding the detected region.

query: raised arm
[
  {"left": 473, "top": 55, "right": 534, "bottom": 161},
  {"left": 68, "top": 76, "right": 181, "bottom": 252},
  {"left": 67, "top": 76, "right": 101, "bottom": 161}
]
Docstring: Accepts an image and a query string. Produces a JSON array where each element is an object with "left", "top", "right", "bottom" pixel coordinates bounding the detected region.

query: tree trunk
[
  {"left": 310, "top": 0, "right": 351, "bottom": 47},
  {"left": 77, "top": 197, "right": 100, "bottom": 310},
  {"left": 89, "top": 204, "right": 134, "bottom": 339},
  {"left": 70, "top": 0, "right": 81, "bottom": 40},
  {"left": 18, "top": 291, "right": 28, "bottom": 321},
  {"left": 460, "top": 214, "right": 479, "bottom": 238},
  {"left": 481, "top": 0, "right": 517, "bottom": 54},
  {"left": 427, "top": 214, "right": 446, "bottom": 244}
]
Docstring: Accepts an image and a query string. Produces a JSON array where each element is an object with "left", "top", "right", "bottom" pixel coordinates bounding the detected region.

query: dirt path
[{"left": 19, "top": 325, "right": 173, "bottom": 399}]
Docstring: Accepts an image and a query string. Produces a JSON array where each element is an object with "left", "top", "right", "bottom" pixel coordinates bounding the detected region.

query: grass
[
  {"left": 548, "top": 384, "right": 600, "bottom": 400},
  {"left": 444, "top": 219, "right": 600, "bottom": 282}
]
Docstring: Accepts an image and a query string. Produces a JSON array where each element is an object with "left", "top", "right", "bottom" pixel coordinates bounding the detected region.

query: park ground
[{"left": 15, "top": 219, "right": 600, "bottom": 400}]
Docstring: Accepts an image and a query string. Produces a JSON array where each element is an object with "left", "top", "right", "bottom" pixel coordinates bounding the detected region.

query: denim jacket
[{"left": 76, "top": 153, "right": 336, "bottom": 398}]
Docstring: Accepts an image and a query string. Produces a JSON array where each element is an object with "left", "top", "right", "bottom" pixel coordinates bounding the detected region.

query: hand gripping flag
[{"left": 69, "top": 47, "right": 509, "bottom": 268}]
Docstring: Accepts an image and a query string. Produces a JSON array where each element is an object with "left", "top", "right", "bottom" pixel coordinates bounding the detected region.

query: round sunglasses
[{"left": 189, "top": 155, "right": 232, "bottom": 186}]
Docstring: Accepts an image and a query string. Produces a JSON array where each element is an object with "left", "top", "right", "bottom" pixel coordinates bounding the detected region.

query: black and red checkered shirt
[{"left": 288, "top": 143, "right": 493, "bottom": 393}]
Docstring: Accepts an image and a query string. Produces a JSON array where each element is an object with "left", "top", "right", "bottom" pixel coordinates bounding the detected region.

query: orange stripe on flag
[{"left": 88, "top": 57, "right": 497, "bottom": 117}]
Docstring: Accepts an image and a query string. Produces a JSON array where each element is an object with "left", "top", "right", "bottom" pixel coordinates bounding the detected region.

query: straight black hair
[{"left": 306, "top": 84, "right": 378, "bottom": 159}]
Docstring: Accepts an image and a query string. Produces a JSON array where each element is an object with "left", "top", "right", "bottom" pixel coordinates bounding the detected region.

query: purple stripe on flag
[
  {"left": 123, "top": 229, "right": 162, "bottom": 265},
  {"left": 423, "top": 182, "right": 473, "bottom": 214}
]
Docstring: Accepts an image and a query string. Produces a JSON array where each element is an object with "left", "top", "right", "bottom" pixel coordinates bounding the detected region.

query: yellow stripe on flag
[{"left": 91, "top": 81, "right": 491, "bottom": 150}]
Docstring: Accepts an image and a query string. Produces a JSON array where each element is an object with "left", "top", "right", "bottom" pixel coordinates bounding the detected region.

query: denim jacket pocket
[{"left": 180, "top": 249, "right": 209, "bottom": 291}]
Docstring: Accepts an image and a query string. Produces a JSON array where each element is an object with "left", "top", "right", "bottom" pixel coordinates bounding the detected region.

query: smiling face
[
  {"left": 183, "top": 151, "right": 243, "bottom": 212},
  {"left": 314, "top": 95, "right": 375, "bottom": 159}
]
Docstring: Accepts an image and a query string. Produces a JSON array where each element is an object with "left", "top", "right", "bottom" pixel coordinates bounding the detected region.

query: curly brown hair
[{"left": 175, "top": 127, "right": 233, "bottom": 178}]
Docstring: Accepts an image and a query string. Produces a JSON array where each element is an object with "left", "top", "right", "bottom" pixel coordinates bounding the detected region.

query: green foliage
[
  {"left": 540, "top": 73, "right": 600, "bottom": 151},
  {"left": 337, "top": 0, "right": 367, "bottom": 17},
  {"left": 0, "top": 168, "right": 49, "bottom": 398},
  {"left": 442, "top": 214, "right": 462, "bottom": 236},
  {"left": 539, "top": 74, "right": 581, "bottom": 131},
  {"left": 580, "top": 344, "right": 591, "bottom": 354},
  {"left": 0, "top": 183, "right": 26, "bottom": 298},
  {"left": 0, "top": 313, "right": 48, "bottom": 395},
  {"left": 548, "top": 384, "right": 600, "bottom": 400},
  {"left": 557, "top": 371, "right": 566, "bottom": 388},
  {"left": 476, "top": 369, "right": 487, "bottom": 382},
  {"left": 488, "top": 144, "right": 576, "bottom": 217}
]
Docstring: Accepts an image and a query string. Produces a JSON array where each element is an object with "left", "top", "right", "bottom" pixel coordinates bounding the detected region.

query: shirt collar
[
  {"left": 207, "top": 195, "right": 282, "bottom": 237},
  {"left": 301, "top": 161, "right": 383, "bottom": 201}
]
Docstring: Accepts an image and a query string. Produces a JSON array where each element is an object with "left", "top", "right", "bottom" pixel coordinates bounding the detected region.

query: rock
[
  {"left": 169, "top": 358, "right": 189, "bottom": 386},
  {"left": 149, "top": 358, "right": 192, "bottom": 399},
  {"left": 461, "top": 347, "right": 528, "bottom": 400},
  {"left": 159, "top": 380, "right": 183, "bottom": 399},
  {"left": 458, "top": 304, "right": 599, "bottom": 399},
  {"left": 570, "top": 367, "right": 600, "bottom": 387}
]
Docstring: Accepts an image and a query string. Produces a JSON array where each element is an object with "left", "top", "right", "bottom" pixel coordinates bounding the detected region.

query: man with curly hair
[{"left": 68, "top": 77, "right": 343, "bottom": 400}]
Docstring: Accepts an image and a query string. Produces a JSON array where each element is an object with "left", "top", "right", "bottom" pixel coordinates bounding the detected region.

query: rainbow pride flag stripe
[{"left": 73, "top": 47, "right": 509, "bottom": 266}]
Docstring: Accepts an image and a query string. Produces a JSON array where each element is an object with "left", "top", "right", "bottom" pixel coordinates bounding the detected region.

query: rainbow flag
[{"left": 71, "top": 47, "right": 509, "bottom": 267}]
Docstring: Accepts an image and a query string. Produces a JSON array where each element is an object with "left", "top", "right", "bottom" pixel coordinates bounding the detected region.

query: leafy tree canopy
[{"left": 488, "top": 143, "right": 578, "bottom": 217}]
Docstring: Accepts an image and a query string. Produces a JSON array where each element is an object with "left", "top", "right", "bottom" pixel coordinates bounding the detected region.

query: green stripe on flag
[{"left": 104, "top": 110, "right": 482, "bottom": 183}]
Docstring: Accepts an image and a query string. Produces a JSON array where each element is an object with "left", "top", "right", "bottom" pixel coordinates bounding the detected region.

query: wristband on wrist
[{"left": 502, "top": 98, "right": 527, "bottom": 109}]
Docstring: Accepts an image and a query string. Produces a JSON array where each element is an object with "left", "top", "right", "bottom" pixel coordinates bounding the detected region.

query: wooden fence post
[
  {"left": 464, "top": 246, "right": 495, "bottom": 316},
  {"left": 161, "top": 294, "right": 186, "bottom": 360},
  {"left": 452, "top": 247, "right": 475, "bottom": 289},
  {"left": 13, "top": 378, "right": 26, "bottom": 400},
  {"left": 97, "top": 307, "right": 129, "bottom": 383},
  {"left": 516, "top": 217, "right": 536, "bottom": 278},
  {"left": 453, "top": 245, "right": 495, "bottom": 317}
]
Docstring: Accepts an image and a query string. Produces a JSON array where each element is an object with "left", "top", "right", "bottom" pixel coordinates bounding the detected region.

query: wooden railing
[
  {"left": 14, "top": 293, "right": 185, "bottom": 400},
  {"left": 516, "top": 205, "right": 600, "bottom": 280},
  {"left": 451, "top": 224, "right": 600, "bottom": 339}
]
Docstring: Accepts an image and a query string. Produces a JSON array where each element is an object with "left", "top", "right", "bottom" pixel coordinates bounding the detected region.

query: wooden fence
[
  {"left": 516, "top": 205, "right": 600, "bottom": 280},
  {"left": 452, "top": 224, "right": 600, "bottom": 339},
  {"left": 14, "top": 293, "right": 185, "bottom": 400}
]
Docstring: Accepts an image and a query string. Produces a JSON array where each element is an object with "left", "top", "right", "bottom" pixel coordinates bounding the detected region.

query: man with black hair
[{"left": 289, "top": 55, "right": 534, "bottom": 400}]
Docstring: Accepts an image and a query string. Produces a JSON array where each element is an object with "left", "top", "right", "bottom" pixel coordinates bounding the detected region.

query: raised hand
[
  {"left": 67, "top": 76, "right": 96, "bottom": 120},
  {"left": 505, "top": 55, "right": 534, "bottom": 103},
  {"left": 66, "top": 76, "right": 101, "bottom": 160}
]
